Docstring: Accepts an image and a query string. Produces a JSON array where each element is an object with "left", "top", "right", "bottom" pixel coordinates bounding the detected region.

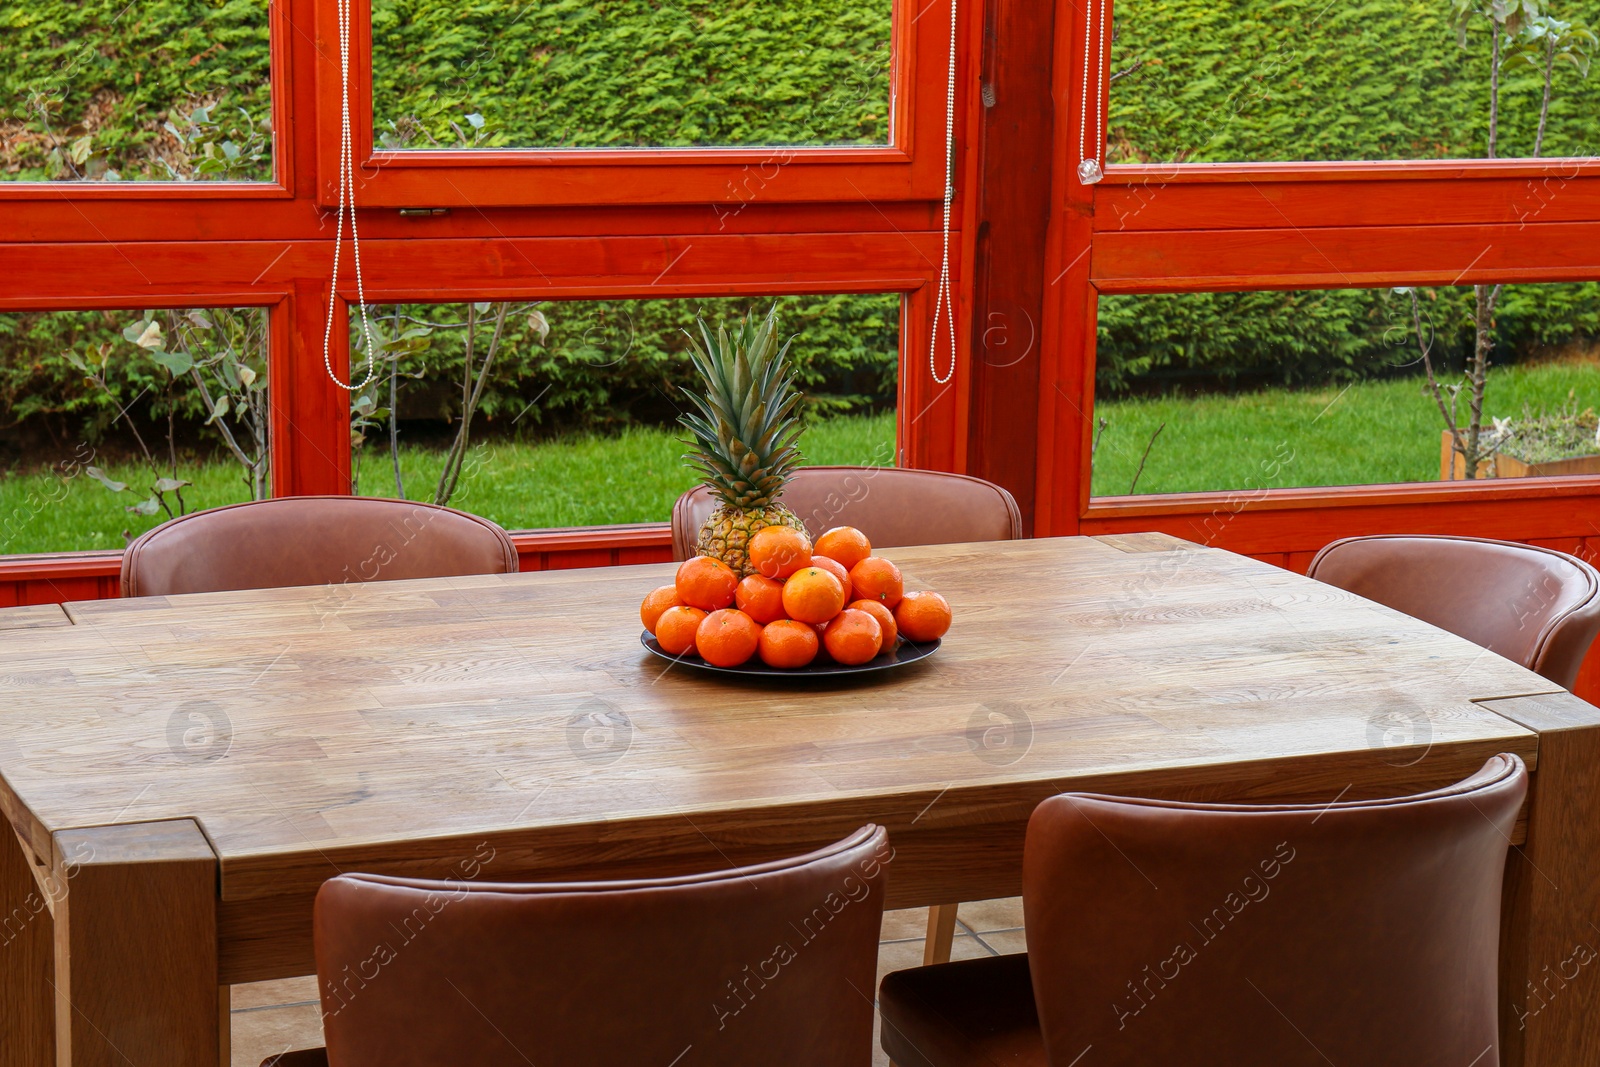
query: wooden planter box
[{"left": 1440, "top": 429, "right": 1600, "bottom": 480}]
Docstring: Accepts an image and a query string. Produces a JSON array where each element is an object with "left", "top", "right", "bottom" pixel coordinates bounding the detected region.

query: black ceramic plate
[{"left": 641, "top": 630, "right": 940, "bottom": 677}]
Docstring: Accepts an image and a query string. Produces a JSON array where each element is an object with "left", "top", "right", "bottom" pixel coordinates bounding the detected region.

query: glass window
[
  {"left": 1090, "top": 282, "right": 1600, "bottom": 496},
  {"left": 1106, "top": 0, "right": 1598, "bottom": 165},
  {"left": 2, "top": 0, "right": 273, "bottom": 182},
  {"left": 0, "top": 306, "right": 270, "bottom": 552},
  {"left": 371, "top": 0, "right": 894, "bottom": 150},
  {"left": 348, "top": 293, "right": 900, "bottom": 529}
]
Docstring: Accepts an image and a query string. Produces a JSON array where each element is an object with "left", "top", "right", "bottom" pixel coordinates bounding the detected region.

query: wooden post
[
  {"left": 1479, "top": 693, "right": 1600, "bottom": 1067},
  {"left": 51, "top": 820, "right": 219, "bottom": 1067},
  {"left": 1, "top": 825, "right": 54, "bottom": 1067}
]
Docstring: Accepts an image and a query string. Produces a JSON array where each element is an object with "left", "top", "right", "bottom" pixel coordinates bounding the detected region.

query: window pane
[
  {"left": 371, "top": 0, "right": 893, "bottom": 150},
  {"left": 348, "top": 294, "right": 900, "bottom": 529},
  {"left": 1107, "top": 0, "right": 1599, "bottom": 164},
  {"left": 0, "top": 307, "right": 270, "bottom": 552},
  {"left": 2, "top": 0, "right": 273, "bottom": 182},
  {"left": 1091, "top": 283, "right": 1600, "bottom": 496}
]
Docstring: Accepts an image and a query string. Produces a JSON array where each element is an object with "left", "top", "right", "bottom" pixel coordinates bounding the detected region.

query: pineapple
[{"left": 680, "top": 306, "right": 809, "bottom": 578}]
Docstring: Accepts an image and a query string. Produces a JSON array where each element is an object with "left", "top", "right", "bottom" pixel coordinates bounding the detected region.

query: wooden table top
[{"left": 0, "top": 533, "right": 1556, "bottom": 903}]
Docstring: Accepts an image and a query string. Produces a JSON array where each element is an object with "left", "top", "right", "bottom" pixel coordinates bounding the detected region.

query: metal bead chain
[
  {"left": 929, "top": 0, "right": 958, "bottom": 386},
  {"left": 1077, "top": 0, "right": 1107, "bottom": 185},
  {"left": 321, "top": 0, "right": 378, "bottom": 391}
]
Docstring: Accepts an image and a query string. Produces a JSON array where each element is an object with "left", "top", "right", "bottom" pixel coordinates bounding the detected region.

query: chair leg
[{"left": 924, "top": 903, "right": 958, "bottom": 965}]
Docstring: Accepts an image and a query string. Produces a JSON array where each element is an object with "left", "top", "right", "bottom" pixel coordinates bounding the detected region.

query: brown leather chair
[
  {"left": 1309, "top": 534, "right": 1600, "bottom": 689},
  {"left": 262, "top": 826, "right": 890, "bottom": 1067},
  {"left": 121, "top": 496, "right": 519, "bottom": 597},
  {"left": 671, "top": 466, "right": 1023, "bottom": 559},
  {"left": 879, "top": 755, "right": 1527, "bottom": 1067}
]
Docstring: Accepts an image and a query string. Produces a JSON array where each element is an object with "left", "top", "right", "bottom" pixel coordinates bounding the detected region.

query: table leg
[
  {"left": 1, "top": 823, "right": 53, "bottom": 1067},
  {"left": 1480, "top": 693, "right": 1600, "bottom": 1067},
  {"left": 924, "top": 904, "right": 958, "bottom": 966},
  {"left": 50, "top": 820, "right": 219, "bottom": 1067}
]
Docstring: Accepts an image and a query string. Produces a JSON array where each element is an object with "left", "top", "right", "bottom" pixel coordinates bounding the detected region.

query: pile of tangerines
[{"left": 640, "top": 525, "right": 953, "bottom": 669}]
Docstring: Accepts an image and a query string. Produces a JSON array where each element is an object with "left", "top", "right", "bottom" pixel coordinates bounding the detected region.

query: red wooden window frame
[
  {"left": 0, "top": 0, "right": 979, "bottom": 575},
  {"left": 312, "top": 0, "right": 950, "bottom": 208},
  {"left": 1032, "top": 0, "right": 1600, "bottom": 559}
]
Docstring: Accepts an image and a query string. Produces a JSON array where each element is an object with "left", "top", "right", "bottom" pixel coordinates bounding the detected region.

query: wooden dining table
[{"left": 2, "top": 531, "right": 1598, "bottom": 1067}]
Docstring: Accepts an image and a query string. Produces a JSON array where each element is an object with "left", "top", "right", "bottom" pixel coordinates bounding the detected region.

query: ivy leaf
[
  {"left": 85, "top": 467, "right": 128, "bottom": 493},
  {"left": 205, "top": 395, "right": 230, "bottom": 424},
  {"left": 150, "top": 349, "right": 195, "bottom": 376},
  {"left": 465, "top": 112, "right": 485, "bottom": 129},
  {"left": 528, "top": 308, "right": 551, "bottom": 344},
  {"left": 125, "top": 497, "right": 162, "bottom": 516},
  {"left": 153, "top": 477, "right": 190, "bottom": 493},
  {"left": 131, "top": 320, "right": 165, "bottom": 350},
  {"left": 238, "top": 364, "right": 258, "bottom": 387}
]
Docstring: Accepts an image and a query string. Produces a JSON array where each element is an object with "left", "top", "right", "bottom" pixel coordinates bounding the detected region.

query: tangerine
[
  {"left": 850, "top": 599, "right": 899, "bottom": 649},
  {"left": 810, "top": 555, "right": 854, "bottom": 602},
  {"left": 696, "top": 608, "right": 761, "bottom": 667},
  {"left": 823, "top": 609, "right": 883, "bottom": 665},
  {"left": 815, "top": 526, "right": 872, "bottom": 570},
  {"left": 758, "top": 619, "right": 820, "bottom": 669},
  {"left": 735, "top": 575, "right": 788, "bottom": 624},
  {"left": 640, "top": 585, "right": 684, "bottom": 634},
  {"left": 849, "top": 556, "right": 904, "bottom": 608},
  {"left": 748, "top": 525, "right": 812, "bottom": 580},
  {"left": 781, "top": 567, "right": 847, "bottom": 624},
  {"left": 655, "top": 605, "right": 708, "bottom": 655},
  {"left": 675, "top": 556, "right": 738, "bottom": 611},
  {"left": 895, "top": 590, "right": 953, "bottom": 641}
]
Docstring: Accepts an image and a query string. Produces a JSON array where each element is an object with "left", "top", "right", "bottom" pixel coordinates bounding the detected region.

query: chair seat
[
  {"left": 261, "top": 1050, "right": 328, "bottom": 1067},
  {"left": 879, "top": 953, "right": 1044, "bottom": 1067}
]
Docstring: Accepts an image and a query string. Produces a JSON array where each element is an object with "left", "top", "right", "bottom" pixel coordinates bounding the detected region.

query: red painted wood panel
[
  {"left": 961, "top": 0, "right": 1057, "bottom": 529},
  {"left": 1094, "top": 170, "right": 1600, "bottom": 233},
  {"left": 1091, "top": 221, "right": 1600, "bottom": 293}
]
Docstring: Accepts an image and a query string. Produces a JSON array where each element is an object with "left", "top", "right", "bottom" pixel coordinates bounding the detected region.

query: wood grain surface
[
  {"left": 0, "top": 605, "right": 70, "bottom": 632},
  {"left": 0, "top": 534, "right": 1560, "bottom": 988}
]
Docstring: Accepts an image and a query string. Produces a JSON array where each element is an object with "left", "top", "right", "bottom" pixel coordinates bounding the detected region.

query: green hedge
[
  {"left": 371, "top": 0, "right": 891, "bottom": 148},
  {"left": 3, "top": 0, "right": 1596, "bottom": 442}
]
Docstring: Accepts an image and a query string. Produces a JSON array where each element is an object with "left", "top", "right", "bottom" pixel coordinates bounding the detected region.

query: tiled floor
[{"left": 229, "top": 898, "right": 1026, "bottom": 1067}]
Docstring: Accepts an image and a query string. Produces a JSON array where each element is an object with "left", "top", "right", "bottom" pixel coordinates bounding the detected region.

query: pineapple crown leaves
[{"left": 678, "top": 305, "right": 806, "bottom": 505}]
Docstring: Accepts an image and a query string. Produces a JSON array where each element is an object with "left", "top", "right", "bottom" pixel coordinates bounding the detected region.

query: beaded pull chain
[
  {"left": 1077, "top": 0, "right": 1108, "bottom": 185},
  {"left": 929, "top": 0, "right": 958, "bottom": 386},
  {"left": 321, "top": 0, "right": 379, "bottom": 391}
]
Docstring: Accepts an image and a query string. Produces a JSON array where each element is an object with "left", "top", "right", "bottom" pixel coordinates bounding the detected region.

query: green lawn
[
  {"left": 5, "top": 362, "right": 1597, "bottom": 556},
  {"left": 0, "top": 412, "right": 897, "bottom": 555},
  {"left": 1090, "top": 362, "right": 1600, "bottom": 497}
]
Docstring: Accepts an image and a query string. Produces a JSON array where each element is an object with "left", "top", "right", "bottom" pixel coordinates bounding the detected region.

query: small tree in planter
[{"left": 1407, "top": 0, "right": 1594, "bottom": 479}]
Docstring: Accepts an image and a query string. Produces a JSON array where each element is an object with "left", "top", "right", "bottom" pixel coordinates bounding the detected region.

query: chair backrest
[
  {"left": 1022, "top": 754, "right": 1527, "bottom": 1067},
  {"left": 1308, "top": 534, "right": 1600, "bottom": 689},
  {"left": 671, "top": 466, "right": 1023, "bottom": 560},
  {"left": 121, "top": 496, "right": 519, "bottom": 597},
  {"left": 314, "top": 826, "right": 890, "bottom": 1067}
]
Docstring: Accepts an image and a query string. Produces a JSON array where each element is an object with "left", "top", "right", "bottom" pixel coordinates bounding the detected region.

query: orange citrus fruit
[
  {"left": 850, "top": 599, "right": 898, "bottom": 649},
  {"left": 655, "top": 605, "right": 708, "bottom": 655},
  {"left": 735, "top": 575, "right": 788, "bottom": 624},
  {"left": 823, "top": 609, "right": 883, "bottom": 665},
  {"left": 640, "top": 585, "right": 684, "bottom": 634},
  {"left": 849, "top": 556, "right": 904, "bottom": 608},
  {"left": 748, "top": 526, "right": 812, "bottom": 580},
  {"left": 895, "top": 590, "right": 953, "bottom": 642},
  {"left": 676, "top": 556, "right": 738, "bottom": 611},
  {"left": 758, "top": 619, "right": 820, "bottom": 669},
  {"left": 810, "top": 555, "right": 854, "bottom": 602},
  {"left": 781, "top": 567, "right": 847, "bottom": 624},
  {"left": 815, "top": 527, "right": 872, "bottom": 570},
  {"left": 696, "top": 608, "right": 761, "bottom": 667}
]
